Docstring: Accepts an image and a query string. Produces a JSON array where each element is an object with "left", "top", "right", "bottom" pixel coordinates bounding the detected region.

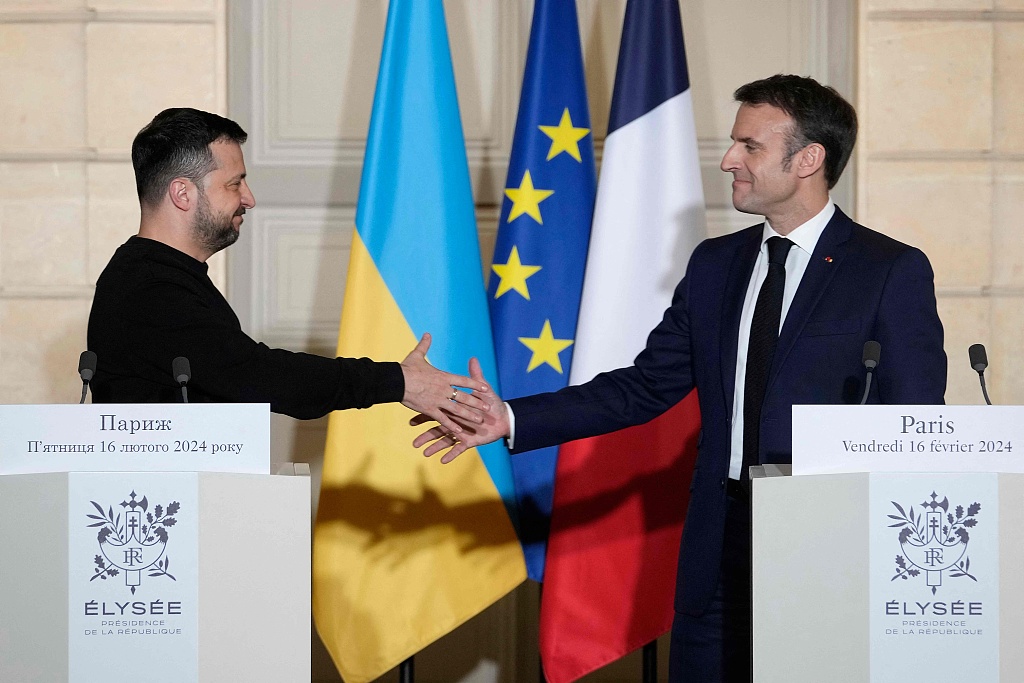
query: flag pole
[
  {"left": 400, "top": 656, "right": 414, "bottom": 683},
  {"left": 539, "top": 585, "right": 547, "bottom": 683},
  {"left": 642, "top": 641, "right": 657, "bottom": 682}
]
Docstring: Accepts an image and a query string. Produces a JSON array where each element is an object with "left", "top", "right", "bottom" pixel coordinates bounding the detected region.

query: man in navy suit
[{"left": 415, "top": 75, "right": 946, "bottom": 682}]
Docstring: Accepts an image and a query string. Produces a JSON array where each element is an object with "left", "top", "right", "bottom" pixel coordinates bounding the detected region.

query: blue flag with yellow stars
[{"left": 489, "top": 0, "right": 596, "bottom": 582}]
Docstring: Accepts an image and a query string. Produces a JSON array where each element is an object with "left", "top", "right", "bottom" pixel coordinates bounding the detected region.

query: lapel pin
[{"left": 824, "top": 256, "right": 833, "bottom": 263}]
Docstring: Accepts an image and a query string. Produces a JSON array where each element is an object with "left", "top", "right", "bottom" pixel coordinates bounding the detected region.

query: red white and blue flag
[{"left": 539, "top": 1, "right": 706, "bottom": 680}]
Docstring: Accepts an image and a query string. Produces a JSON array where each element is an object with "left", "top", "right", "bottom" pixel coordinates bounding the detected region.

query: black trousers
[{"left": 669, "top": 489, "right": 751, "bottom": 683}]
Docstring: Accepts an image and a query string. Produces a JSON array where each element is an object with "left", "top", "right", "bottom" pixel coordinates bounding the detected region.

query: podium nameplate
[
  {"left": 792, "top": 405, "right": 1024, "bottom": 476},
  {"left": 0, "top": 404, "right": 270, "bottom": 474}
]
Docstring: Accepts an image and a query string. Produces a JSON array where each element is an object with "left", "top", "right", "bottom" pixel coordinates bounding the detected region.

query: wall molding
[
  {"left": 868, "top": 150, "right": 1024, "bottom": 162},
  {"left": 0, "top": 285, "right": 95, "bottom": 300},
  {"left": 0, "top": 150, "right": 95, "bottom": 162},
  {"left": 0, "top": 150, "right": 151, "bottom": 163},
  {"left": 0, "top": 10, "right": 217, "bottom": 24},
  {"left": 938, "top": 285, "right": 1024, "bottom": 298},
  {"left": 868, "top": 10, "right": 1024, "bottom": 22}
]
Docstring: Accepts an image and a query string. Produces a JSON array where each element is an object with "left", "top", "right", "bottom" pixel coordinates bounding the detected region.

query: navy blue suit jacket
[{"left": 508, "top": 207, "right": 946, "bottom": 614}]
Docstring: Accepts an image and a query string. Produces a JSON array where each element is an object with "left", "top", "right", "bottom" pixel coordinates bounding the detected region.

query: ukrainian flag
[{"left": 312, "top": 2, "right": 526, "bottom": 681}]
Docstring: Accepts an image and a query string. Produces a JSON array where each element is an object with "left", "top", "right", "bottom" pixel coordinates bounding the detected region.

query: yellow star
[
  {"left": 519, "top": 320, "right": 574, "bottom": 374},
  {"left": 491, "top": 246, "right": 543, "bottom": 300},
  {"left": 504, "top": 170, "right": 554, "bottom": 224},
  {"left": 538, "top": 108, "right": 591, "bottom": 162}
]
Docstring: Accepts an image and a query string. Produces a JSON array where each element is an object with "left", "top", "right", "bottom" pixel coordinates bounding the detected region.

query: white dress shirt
[{"left": 727, "top": 199, "right": 834, "bottom": 479}]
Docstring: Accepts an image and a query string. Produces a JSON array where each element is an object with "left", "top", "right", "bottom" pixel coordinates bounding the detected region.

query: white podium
[
  {"left": 752, "top": 467, "right": 1024, "bottom": 682},
  {"left": 752, "top": 405, "right": 1024, "bottom": 683},
  {"left": 0, "top": 405, "right": 310, "bottom": 683}
]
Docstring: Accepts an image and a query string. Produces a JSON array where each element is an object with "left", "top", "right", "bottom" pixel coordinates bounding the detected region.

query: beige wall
[
  {"left": 858, "top": 0, "right": 1024, "bottom": 405},
  {"left": 0, "top": 0, "right": 226, "bottom": 403},
  {"left": 3, "top": 11, "right": 1011, "bottom": 412},
  {"left": 12, "top": 0, "right": 1006, "bottom": 412}
]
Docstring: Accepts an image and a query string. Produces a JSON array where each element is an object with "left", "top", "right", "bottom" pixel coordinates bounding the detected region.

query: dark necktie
[{"left": 741, "top": 236, "right": 794, "bottom": 480}]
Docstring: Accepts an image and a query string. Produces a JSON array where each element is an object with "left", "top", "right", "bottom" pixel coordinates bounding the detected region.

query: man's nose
[
  {"left": 720, "top": 143, "right": 739, "bottom": 172},
  {"left": 241, "top": 181, "right": 256, "bottom": 209}
]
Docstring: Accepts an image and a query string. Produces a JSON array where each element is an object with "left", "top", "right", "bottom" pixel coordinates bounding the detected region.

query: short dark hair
[
  {"left": 131, "top": 108, "right": 248, "bottom": 207},
  {"left": 734, "top": 75, "right": 857, "bottom": 189}
]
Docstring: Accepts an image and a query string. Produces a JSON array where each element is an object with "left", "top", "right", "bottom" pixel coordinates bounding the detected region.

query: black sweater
[{"left": 87, "top": 236, "right": 404, "bottom": 419}]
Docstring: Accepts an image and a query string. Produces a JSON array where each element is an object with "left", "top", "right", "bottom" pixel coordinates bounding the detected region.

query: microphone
[
  {"left": 172, "top": 356, "right": 191, "bottom": 404},
  {"left": 78, "top": 351, "right": 97, "bottom": 404},
  {"left": 859, "top": 341, "right": 881, "bottom": 405},
  {"left": 968, "top": 343, "right": 991, "bottom": 405}
]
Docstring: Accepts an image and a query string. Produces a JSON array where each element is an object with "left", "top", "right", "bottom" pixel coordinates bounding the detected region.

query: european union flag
[{"left": 488, "top": 0, "right": 596, "bottom": 582}]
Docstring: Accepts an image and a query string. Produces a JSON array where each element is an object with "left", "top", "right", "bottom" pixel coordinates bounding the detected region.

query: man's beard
[{"left": 192, "top": 191, "right": 239, "bottom": 255}]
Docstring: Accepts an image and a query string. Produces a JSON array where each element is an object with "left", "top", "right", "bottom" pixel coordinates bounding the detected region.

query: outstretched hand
[
  {"left": 400, "top": 333, "right": 491, "bottom": 438},
  {"left": 411, "top": 357, "right": 510, "bottom": 463}
]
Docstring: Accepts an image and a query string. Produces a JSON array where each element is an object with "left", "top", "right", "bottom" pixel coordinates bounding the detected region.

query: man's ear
[
  {"left": 796, "top": 143, "right": 826, "bottom": 179},
  {"left": 168, "top": 178, "right": 193, "bottom": 211}
]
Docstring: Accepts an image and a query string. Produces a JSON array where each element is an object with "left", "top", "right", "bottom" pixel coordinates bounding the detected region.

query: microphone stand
[
  {"left": 859, "top": 341, "right": 881, "bottom": 405},
  {"left": 859, "top": 370, "right": 874, "bottom": 406},
  {"left": 977, "top": 371, "right": 991, "bottom": 406}
]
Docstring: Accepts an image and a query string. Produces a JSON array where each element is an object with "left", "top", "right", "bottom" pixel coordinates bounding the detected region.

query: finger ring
[
  {"left": 447, "top": 432, "right": 460, "bottom": 444},
  {"left": 449, "top": 388, "right": 458, "bottom": 401}
]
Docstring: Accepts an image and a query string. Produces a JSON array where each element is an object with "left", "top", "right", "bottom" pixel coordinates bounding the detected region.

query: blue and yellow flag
[
  {"left": 312, "top": 2, "right": 526, "bottom": 680},
  {"left": 489, "top": 0, "right": 596, "bottom": 582}
]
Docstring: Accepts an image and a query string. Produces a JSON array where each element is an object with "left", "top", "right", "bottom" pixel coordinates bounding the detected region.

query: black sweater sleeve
[{"left": 146, "top": 280, "right": 403, "bottom": 417}]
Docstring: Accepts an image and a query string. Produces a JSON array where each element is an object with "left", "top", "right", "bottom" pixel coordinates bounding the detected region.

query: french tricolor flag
[{"left": 539, "top": 1, "right": 706, "bottom": 681}]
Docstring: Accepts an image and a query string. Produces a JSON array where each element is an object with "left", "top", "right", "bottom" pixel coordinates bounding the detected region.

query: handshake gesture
[{"left": 408, "top": 357, "right": 510, "bottom": 463}]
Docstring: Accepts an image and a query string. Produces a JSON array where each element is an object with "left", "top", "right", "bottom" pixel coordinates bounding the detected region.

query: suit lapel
[
  {"left": 719, "top": 226, "right": 763, "bottom": 415},
  {"left": 769, "top": 208, "right": 854, "bottom": 383}
]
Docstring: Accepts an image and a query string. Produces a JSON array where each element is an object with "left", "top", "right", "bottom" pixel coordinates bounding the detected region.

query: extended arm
[{"left": 108, "top": 280, "right": 489, "bottom": 425}]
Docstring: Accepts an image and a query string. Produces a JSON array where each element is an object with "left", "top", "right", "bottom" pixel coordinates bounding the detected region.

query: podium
[
  {"left": 752, "top": 405, "right": 1024, "bottom": 682},
  {"left": 0, "top": 405, "right": 310, "bottom": 683}
]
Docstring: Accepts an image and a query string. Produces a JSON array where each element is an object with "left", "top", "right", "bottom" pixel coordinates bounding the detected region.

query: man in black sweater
[{"left": 88, "top": 108, "right": 488, "bottom": 430}]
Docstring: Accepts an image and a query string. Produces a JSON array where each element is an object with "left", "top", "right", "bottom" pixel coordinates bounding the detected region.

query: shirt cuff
[{"left": 504, "top": 401, "right": 516, "bottom": 450}]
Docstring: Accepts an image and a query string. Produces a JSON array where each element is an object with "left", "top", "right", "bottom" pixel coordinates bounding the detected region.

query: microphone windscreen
[
  {"left": 172, "top": 356, "right": 192, "bottom": 385},
  {"left": 78, "top": 350, "right": 97, "bottom": 382},
  {"left": 862, "top": 340, "right": 881, "bottom": 370},
  {"left": 969, "top": 343, "right": 988, "bottom": 373}
]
